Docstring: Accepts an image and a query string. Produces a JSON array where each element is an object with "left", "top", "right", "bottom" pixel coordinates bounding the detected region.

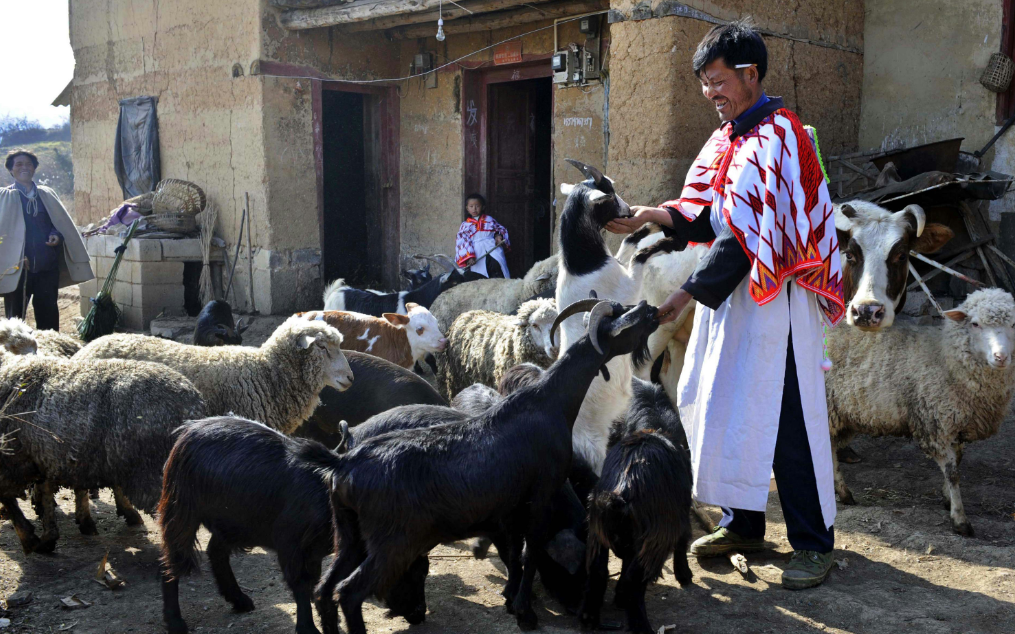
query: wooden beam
[
  {"left": 387, "top": 0, "right": 608, "bottom": 40},
  {"left": 271, "top": 0, "right": 349, "bottom": 9},
  {"left": 343, "top": 0, "right": 553, "bottom": 33},
  {"left": 279, "top": 0, "right": 534, "bottom": 29}
]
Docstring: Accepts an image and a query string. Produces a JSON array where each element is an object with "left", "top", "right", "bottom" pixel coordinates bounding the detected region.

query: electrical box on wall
[
  {"left": 551, "top": 15, "right": 602, "bottom": 87},
  {"left": 411, "top": 52, "right": 438, "bottom": 89}
]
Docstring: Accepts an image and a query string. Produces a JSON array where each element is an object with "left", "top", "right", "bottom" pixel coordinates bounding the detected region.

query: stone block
[
  {"left": 122, "top": 238, "right": 163, "bottom": 262},
  {"left": 95, "top": 256, "right": 114, "bottom": 281},
  {"left": 150, "top": 317, "right": 195, "bottom": 340},
  {"left": 133, "top": 283, "right": 186, "bottom": 317},
  {"left": 112, "top": 281, "right": 133, "bottom": 307},
  {"left": 77, "top": 279, "right": 98, "bottom": 316},
  {"left": 160, "top": 239, "right": 204, "bottom": 261},
  {"left": 104, "top": 235, "right": 123, "bottom": 258},
  {"left": 135, "top": 261, "right": 184, "bottom": 286}
]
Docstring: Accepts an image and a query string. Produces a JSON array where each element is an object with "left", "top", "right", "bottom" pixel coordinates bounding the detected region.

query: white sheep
[
  {"left": 74, "top": 316, "right": 354, "bottom": 434},
  {"left": 428, "top": 254, "right": 558, "bottom": 331},
  {"left": 437, "top": 298, "right": 558, "bottom": 400},
  {"left": 826, "top": 288, "right": 1015, "bottom": 536},
  {"left": 0, "top": 318, "right": 82, "bottom": 358}
]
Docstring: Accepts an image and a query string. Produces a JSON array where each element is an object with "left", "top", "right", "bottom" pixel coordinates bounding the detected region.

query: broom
[{"left": 78, "top": 219, "right": 140, "bottom": 342}]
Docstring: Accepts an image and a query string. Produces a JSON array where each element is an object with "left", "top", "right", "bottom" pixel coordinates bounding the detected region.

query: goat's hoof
[
  {"left": 78, "top": 518, "right": 99, "bottom": 536},
  {"left": 19, "top": 534, "right": 42, "bottom": 555},
  {"left": 675, "top": 569, "right": 693, "bottom": 587},
  {"left": 953, "top": 521, "right": 975, "bottom": 537},
  {"left": 515, "top": 608, "right": 538, "bottom": 631},
  {"left": 230, "top": 594, "right": 255, "bottom": 612},
  {"left": 165, "top": 619, "right": 189, "bottom": 634},
  {"left": 402, "top": 605, "right": 426, "bottom": 625},
  {"left": 34, "top": 537, "right": 57, "bottom": 554},
  {"left": 838, "top": 490, "right": 856, "bottom": 505},
  {"left": 471, "top": 537, "right": 492, "bottom": 559},
  {"left": 294, "top": 623, "right": 322, "bottom": 634}
]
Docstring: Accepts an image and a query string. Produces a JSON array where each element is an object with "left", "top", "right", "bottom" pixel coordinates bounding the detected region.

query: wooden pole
[
  {"left": 343, "top": 0, "right": 554, "bottom": 32},
  {"left": 245, "top": 192, "right": 256, "bottom": 314},
  {"left": 387, "top": 0, "right": 607, "bottom": 40}
]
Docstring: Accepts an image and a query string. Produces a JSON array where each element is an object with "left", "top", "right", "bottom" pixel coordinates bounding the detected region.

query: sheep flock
[{"left": 1, "top": 178, "right": 1014, "bottom": 634}]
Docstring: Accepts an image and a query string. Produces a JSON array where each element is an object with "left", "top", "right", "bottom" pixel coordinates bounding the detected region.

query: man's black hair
[
  {"left": 692, "top": 19, "right": 768, "bottom": 82},
  {"left": 5, "top": 148, "right": 39, "bottom": 172},
  {"left": 465, "top": 193, "right": 487, "bottom": 208}
]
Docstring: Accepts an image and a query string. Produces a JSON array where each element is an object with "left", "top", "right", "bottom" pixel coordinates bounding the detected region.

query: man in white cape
[{"left": 608, "top": 21, "right": 846, "bottom": 590}]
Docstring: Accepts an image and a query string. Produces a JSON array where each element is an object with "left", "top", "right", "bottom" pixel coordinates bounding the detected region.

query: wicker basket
[
  {"left": 123, "top": 191, "right": 155, "bottom": 215},
  {"left": 981, "top": 52, "right": 1014, "bottom": 92},
  {"left": 152, "top": 179, "right": 206, "bottom": 215},
  {"left": 147, "top": 212, "right": 197, "bottom": 234}
]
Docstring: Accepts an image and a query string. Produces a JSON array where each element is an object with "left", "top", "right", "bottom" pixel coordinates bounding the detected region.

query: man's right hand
[{"left": 605, "top": 206, "right": 668, "bottom": 234}]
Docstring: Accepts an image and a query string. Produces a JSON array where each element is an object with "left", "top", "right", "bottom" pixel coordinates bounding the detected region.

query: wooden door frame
[{"left": 461, "top": 56, "right": 553, "bottom": 218}]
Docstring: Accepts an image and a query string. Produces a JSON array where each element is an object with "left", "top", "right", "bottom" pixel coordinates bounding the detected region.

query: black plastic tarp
[{"left": 113, "top": 96, "right": 161, "bottom": 199}]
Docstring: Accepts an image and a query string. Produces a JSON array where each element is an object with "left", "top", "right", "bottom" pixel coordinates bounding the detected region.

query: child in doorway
[{"left": 455, "top": 193, "right": 511, "bottom": 278}]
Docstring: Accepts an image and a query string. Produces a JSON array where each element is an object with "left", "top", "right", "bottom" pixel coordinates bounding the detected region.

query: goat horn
[
  {"left": 412, "top": 253, "right": 457, "bottom": 273},
  {"left": 550, "top": 298, "right": 602, "bottom": 347},
  {"left": 585, "top": 301, "right": 617, "bottom": 355},
  {"left": 565, "top": 158, "right": 605, "bottom": 185}
]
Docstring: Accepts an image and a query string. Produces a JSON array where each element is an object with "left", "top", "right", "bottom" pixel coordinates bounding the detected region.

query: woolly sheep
[
  {"left": 826, "top": 288, "right": 1015, "bottom": 536},
  {"left": 0, "top": 318, "right": 82, "bottom": 358},
  {"left": 428, "top": 254, "right": 558, "bottom": 331},
  {"left": 74, "top": 316, "right": 353, "bottom": 434},
  {"left": 436, "top": 297, "right": 558, "bottom": 400},
  {"left": 0, "top": 351, "right": 205, "bottom": 554}
]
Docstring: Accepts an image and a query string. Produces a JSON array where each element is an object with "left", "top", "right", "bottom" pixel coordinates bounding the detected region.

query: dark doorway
[
  {"left": 321, "top": 90, "right": 382, "bottom": 288},
  {"left": 486, "top": 78, "right": 553, "bottom": 276}
]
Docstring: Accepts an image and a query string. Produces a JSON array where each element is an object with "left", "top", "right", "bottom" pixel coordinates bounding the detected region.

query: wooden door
[{"left": 488, "top": 80, "right": 548, "bottom": 276}]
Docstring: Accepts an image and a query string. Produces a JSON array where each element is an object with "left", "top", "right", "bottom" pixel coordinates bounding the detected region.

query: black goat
[
  {"left": 192, "top": 300, "right": 249, "bottom": 346},
  {"left": 304, "top": 299, "right": 658, "bottom": 634},
  {"left": 401, "top": 262, "right": 434, "bottom": 290},
  {"left": 496, "top": 362, "right": 545, "bottom": 396},
  {"left": 295, "top": 350, "right": 446, "bottom": 447},
  {"left": 579, "top": 378, "right": 693, "bottom": 634},
  {"left": 324, "top": 267, "right": 468, "bottom": 317},
  {"left": 159, "top": 417, "right": 427, "bottom": 634}
]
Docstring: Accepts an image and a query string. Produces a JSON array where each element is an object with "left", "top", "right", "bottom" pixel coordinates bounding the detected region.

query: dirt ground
[{"left": 2, "top": 287, "right": 1014, "bottom": 633}]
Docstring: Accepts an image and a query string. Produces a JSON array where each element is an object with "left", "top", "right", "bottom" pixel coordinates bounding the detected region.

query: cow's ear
[
  {"left": 912, "top": 223, "right": 953, "bottom": 254},
  {"left": 383, "top": 313, "right": 410, "bottom": 326}
]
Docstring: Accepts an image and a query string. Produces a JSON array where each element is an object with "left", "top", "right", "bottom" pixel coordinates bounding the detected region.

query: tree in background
[{"left": 0, "top": 115, "right": 71, "bottom": 148}]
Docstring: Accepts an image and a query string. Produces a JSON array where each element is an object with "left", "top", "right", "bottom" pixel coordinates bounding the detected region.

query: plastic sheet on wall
[{"left": 113, "top": 96, "right": 161, "bottom": 199}]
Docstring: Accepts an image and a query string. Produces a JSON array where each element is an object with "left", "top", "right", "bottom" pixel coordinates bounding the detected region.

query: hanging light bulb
[{"left": 436, "top": 17, "right": 445, "bottom": 41}]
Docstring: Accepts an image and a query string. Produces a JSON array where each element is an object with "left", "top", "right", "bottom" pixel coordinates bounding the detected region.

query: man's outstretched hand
[
  {"left": 606, "top": 206, "right": 668, "bottom": 234},
  {"left": 657, "top": 288, "right": 693, "bottom": 325}
]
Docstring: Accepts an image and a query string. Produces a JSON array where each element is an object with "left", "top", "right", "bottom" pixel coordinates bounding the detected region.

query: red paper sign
[{"left": 493, "top": 42, "right": 523, "bottom": 65}]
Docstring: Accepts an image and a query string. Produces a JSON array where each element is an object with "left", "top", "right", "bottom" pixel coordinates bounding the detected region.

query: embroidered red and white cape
[
  {"left": 455, "top": 214, "right": 511, "bottom": 268},
  {"left": 662, "top": 109, "right": 844, "bottom": 324}
]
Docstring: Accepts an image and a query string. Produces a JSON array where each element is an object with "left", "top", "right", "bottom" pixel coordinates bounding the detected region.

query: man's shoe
[
  {"left": 782, "top": 550, "right": 834, "bottom": 590},
  {"left": 688, "top": 527, "right": 765, "bottom": 558}
]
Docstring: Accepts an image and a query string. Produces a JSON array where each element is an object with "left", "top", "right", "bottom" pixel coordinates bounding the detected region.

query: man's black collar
[{"left": 729, "top": 96, "right": 784, "bottom": 140}]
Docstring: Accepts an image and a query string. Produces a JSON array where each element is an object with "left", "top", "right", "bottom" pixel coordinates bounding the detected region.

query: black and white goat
[
  {"left": 555, "top": 160, "right": 672, "bottom": 473},
  {"left": 580, "top": 377, "right": 694, "bottom": 634},
  {"left": 323, "top": 255, "right": 468, "bottom": 317},
  {"left": 305, "top": 299, "right": 658, "bottom": 634},
  {"left": 402, "top": 261, "right": 434, "bottom": 291}
]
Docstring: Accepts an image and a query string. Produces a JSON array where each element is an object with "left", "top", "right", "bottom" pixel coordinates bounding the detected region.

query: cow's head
[
  {"left": 384, "top": 302, "right": 447, "bottom": 362},
  {"left": 835, "top": 201, "right": 953, "bottom": 330}
]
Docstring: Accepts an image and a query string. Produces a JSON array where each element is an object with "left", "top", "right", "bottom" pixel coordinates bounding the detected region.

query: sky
[{"left": 0, "top": 0, "right": 74, "bottom": 127}]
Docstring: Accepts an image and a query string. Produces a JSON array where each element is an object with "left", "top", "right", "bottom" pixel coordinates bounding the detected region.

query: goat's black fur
[
  {"left": 338, "top": 269, "right": 469, "bottom": 317},
  {"left": 496, "top": 362, "right": 545, "bottom": 396},
  {"left": 305, "top": 302, "right": 658, "bottom": 634},
  {"left": 580, "top": 379, "right": 693, "bottom": 634},
  {"left": 158, "top": 417, "right": 339, "bottom": 634},
  {"left": 401, "top": 263, "right": 433, "bottom": 290},
  {"left": 559, "top": 176, "right": 632, "bottom": 277},
  {"left": 158, "top": 417, "right": 429, "bottom": 634},
  {"left": 296, "top": 351, "right": 446, "bottom": 447},
  {"left": 193, "top": 301, "right": 247, "bottom": 346}
]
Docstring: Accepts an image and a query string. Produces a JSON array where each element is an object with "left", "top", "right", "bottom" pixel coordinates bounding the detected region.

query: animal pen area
[{"left": 4, "top": 0, "right": 1015, "bottom": 633}]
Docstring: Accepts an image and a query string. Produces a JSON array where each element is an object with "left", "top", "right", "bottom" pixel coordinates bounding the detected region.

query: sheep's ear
[
  {"left": 384, "top": 313, "right": 411, "bottom": 326},
  {"left": 943, "top": 309, "right": 967, "bottom": 322},
  {"left": 560, "top": 183, "right": 575, "bottom": 196},
  {"left": 587, "top": 189, "right": 614, "bottom": 205},
  {"left": 298, "top": 334, "right": 320, "bottom": 349}
]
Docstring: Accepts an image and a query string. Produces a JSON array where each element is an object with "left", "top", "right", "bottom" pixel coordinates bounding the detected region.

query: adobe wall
[
  {"left": 70, "top": 0, "right": 272, "bottom": 312},
  {"left": 607, "top": 0, "right": 864, "bottom": 217}
]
